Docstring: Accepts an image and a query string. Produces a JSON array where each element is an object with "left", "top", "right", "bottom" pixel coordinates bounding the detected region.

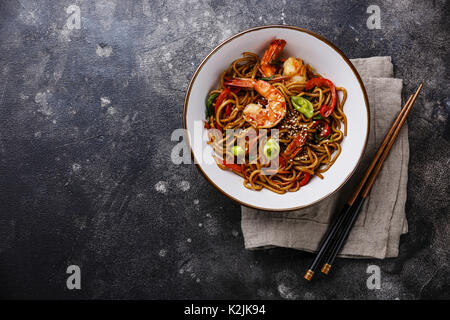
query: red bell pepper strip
[
  {"left": 214, "top": 87, "right": 241, "bottom": 122},
  {"left": 225, "top": 105, "right": 232, "bottom": 117},
  {"left": 218, "top": 158, "right": 242, "bottom": 173},
  {"left": 312, "top": 120, "right": 331, "bottom": 138},
  {"left": 214, "top": 88, "right": 231, "bottom": 115},
  {"left": 298, "top": 172, "right": 311, "bottom": 187},
  {"left": 278, "top": 155, "right": 287, "bottom": 169},
  {"left": 282, "top": 131, "right": 308, "bottom": 160},
  {"left": 305, "top": 78, "right": 337, "bottom": 118},
  {"left": 214, "top": 88, "right": 231, "bottom": 128}
]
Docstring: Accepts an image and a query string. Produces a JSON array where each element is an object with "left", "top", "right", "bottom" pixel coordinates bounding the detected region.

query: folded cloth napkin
[{"left": 241, "top": 56, "right": 408, "bottom": 259}]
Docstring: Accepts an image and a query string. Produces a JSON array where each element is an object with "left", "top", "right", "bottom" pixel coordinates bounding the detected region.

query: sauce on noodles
[{"left": 205, "top": 39, "right": 347, "bottom": 194}]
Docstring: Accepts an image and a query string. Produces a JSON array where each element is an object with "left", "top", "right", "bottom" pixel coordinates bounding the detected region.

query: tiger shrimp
[
  {"left": 261, "top": 39, "right": 307, "bottom": 83},
  {"left": 283, "top": 57, "right": 308, "bottom": 83},
  {"left": 224, "top": 78, "right": 286, "bottom": 128},
  {"left": 260, "top": 39, "right": 286, "bottom": 77}
]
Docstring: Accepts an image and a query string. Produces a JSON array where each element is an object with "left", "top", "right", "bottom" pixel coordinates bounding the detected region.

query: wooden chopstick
[
  {"left": 319, "top": 94, "right": 415, "bottom": 275},
  {"left": 304, "top": 83, "right": 423, "bottom": 280},
  {"left": 321, "top": 83, "right": 422, "bottom": 274},
  {"left": 347, "top": 94, "right": 414, "bottom": 206},
  {"left": 303, "top": 94, "right": 413, "bottom": 280},
  {"left": 361, "top": 85, "right": 423, "bottom": 198}
]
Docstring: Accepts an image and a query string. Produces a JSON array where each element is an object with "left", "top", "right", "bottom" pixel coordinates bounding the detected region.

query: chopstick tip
[
  {"left": 321, "top": 264, "right": 331, "bottom": 275},
  {"left": 304, "top": 270, "right": 314, "bottom": 281}
]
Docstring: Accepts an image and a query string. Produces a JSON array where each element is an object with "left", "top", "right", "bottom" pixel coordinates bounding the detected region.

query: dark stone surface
[{"left": 0, "top": 0, "right": 448, "bottom": 299}]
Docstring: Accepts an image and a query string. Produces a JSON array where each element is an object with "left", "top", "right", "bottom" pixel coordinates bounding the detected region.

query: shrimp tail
[
  {"left": 260, "top": 39, "right": 286, "bottom": 77},
  {"left": 224, "top": 78, "right": 256, "bottom": 88}
]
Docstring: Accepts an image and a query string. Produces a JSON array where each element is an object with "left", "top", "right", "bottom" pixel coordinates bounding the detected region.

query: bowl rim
[{"left": 183, "top": 25, "right": 370, "bottom": 212}]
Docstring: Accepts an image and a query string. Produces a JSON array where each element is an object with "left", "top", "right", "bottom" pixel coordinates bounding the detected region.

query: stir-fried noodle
[{"left": 205, "top": 39, "right": 347, "bottom": 194}]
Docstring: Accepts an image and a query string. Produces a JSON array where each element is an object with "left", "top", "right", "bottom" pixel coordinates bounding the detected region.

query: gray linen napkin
[{"left": 241, "top": 56, "right": 408, "bottom": 259}]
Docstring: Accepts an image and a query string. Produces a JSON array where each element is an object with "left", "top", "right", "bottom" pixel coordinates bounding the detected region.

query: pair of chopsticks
[{"left": 304, "top": 83, "right": 423, "bottom": 281}]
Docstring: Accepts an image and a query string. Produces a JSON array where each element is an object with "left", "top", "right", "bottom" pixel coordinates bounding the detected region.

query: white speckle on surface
[
  {"left": 155, "top": 181, "right": 168, "bottom": 194},
  {"left": 186, "top": 238, "right": 192, "bottom": 243},
  {"left": 198, "top": 223, "right": 203, "bottom": 228},
  {"left": 96, "top": 44, "right": 113, "bottom": 57},
  {"left": 204, "top": 216, "right": 218, "bottom": 236},
  {"left": 159, "top": 249, "right": 167, "bottom": 257},
  {"left": 100, "top": 97, "right": 111, "bottom": 107},
  {"left": 277, "top": 284, "right": 298, "bottom": 300},
  {"left": 162, "top": 17, "right": 168, "bottom": 23},
  {"left": 163, "top": 52, "right": 172, "bottom": 62},
  {"left": 196, "top": 278, "right": 200, "bottom": 283},
  {"left": 35, "top": 90, "right": 52, "bottom": 116},
  {"left": 72, "top": 163, "right": 81, "bottom": 172},
  {"left": 177, "top": 180, "right": 190, "bottom": 192},
  {"left": 232, "top": 230, "right": 239, "bottom": 237},
  {"left": 178, "top": 258, "right": 195, "bottom": 277},
  {"left": 107, "top": 106, "right": 117, "bottom": 115},
  {"left": 34, "top": 131, "right": 42, "bottom": 138},
  {"left": 193, "top": 199, "right": 199, "bottom": 205}
]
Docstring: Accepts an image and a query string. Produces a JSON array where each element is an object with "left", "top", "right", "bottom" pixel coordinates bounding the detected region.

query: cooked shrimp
[
  {"left": 224, "top": 78, "right": 286, "bottom": 128},
  {"left": 283, "top": 57, "right": 307, "bottom": 83},
  {"left": 260, "top": 39, "right": 286, "bottom": 77}
]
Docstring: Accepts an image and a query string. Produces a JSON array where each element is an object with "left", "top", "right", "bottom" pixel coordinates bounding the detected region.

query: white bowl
[{"left": 183, "top": 26, "right": 369, "bottom": 211}]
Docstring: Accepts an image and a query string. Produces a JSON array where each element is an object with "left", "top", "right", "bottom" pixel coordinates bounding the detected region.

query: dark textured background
[{"left": 0, "top": 0, "right": 448, "bottom": 300}]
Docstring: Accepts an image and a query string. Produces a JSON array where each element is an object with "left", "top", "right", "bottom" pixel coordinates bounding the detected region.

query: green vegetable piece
[
  {"left": 314, "top": 132, "right": 325, "bottom": 142},
  {"left": 260, "top": 75, "right": 275, "bottom": 81},
  {"left": 263, "top": 138, "right": 280, "bottom": 160},
  {"left": 291, "top": 96, "right": 314, "bottom": 118},
  {"left": 231, "top": 145, "right": 245, "bottom": 157},
  {"left": 205, "top": 92, "right": 219, "bottom": 118}
]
